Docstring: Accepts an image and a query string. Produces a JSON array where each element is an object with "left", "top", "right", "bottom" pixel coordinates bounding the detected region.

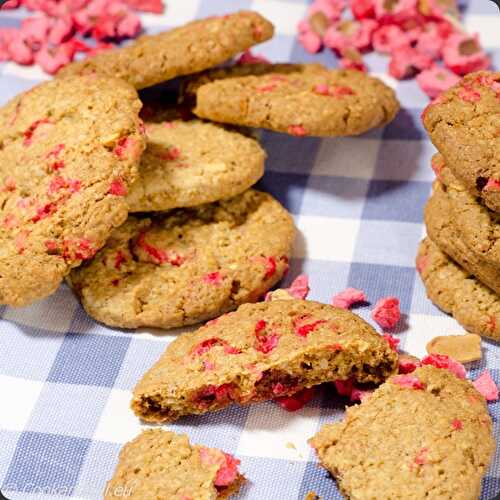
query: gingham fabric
[{"left": 0, "top": 1, "right": 499, "bottom": 499}]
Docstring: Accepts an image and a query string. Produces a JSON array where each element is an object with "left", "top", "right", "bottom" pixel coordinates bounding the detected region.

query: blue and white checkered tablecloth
[{"left": 0, "top": 1, "right": 499, "bottom": 499}]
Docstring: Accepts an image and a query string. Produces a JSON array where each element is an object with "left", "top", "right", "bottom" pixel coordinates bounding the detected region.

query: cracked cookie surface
[
  {"left": 59, "top": 11, "right": 274, "bottom": 90},
  {"left": 424, "top": 181, "right": 500, "bottom": 295},
  {"left": 417, "top": 238, "right": 500, "bottom": 340},
  {"left": 104, "top": 429, "right": 243, "bottom": 500},
  {"left": 423, "top": 71, "right": 500, "bottom": 212},
  {"left": 192, "top": 66, "right": 400, "bottom": 137},
  {"left": 132, "top": 299, "right": 398, "bottom": 423},
  {"left": 310, "top": 366, "right": 494, "bottom": 500},
  {"left": 68, "top": 190, "right": 294, "bottom": 329},
  {"left": 126, "top": 119, "right": 265, "bottom": 212},
  {"left": 0, "top": 75, "right": 145, "bottom": 306}
]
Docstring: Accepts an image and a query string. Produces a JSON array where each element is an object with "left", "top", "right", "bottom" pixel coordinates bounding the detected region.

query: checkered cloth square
[{"left": 0, "top": 1, "right": 499, "bottom": 498}]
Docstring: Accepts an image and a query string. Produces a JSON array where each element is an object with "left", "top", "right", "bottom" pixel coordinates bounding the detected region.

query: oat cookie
[
  {"left": 68, "top": 190, "right": 294, "bottom": 329},
  {"left": 58, "top": 11, "right": 274, "bottom": 90},
  {"left": 434, "top": 154, "right": 500, "bottom": 267},
  {"left": 0, "top": 75, "right": 145, "bottom": 307},
  {"left": 192, "top": 66, "right": 400, "bottom": 137},
  {"left": 126, "top": 119, "right": 265, "bottom": 212},
  {"left": 417, "top": 238, "right": 500, "bottom": 341},
  {"left": 424, "top": 182, "right": 500, "bottom": 295},
  {"left": 310, "top": 366, "right": 494, "bottom": 500},
  {"left": 423, "top": 71, "right": 500, "bottom": 212},
  {"left": 132, "top": 299, "right": 398, "bottom": 423},
  {"left": 104, "top": 429, "right": 243, "bottom": 500},
  {"left": 180, "top": 63, "right": 326, "bottom": 107}
]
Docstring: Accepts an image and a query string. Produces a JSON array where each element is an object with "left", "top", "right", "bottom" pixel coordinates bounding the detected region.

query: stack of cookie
[
  {"left": 0, "top": 10, "right": 400, "bottom": 332},
  {"left": 418, "top": 71, "right": 500, "bottom": 342}
]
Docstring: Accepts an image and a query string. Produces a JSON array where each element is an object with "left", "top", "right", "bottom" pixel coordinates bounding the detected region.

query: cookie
[
  {"left": 132, "top": 299, "right": 398, "bottom": 423},
  {"left": 417, "top": 238, "right": 500, "bottom": 341},
  {"left": 180, "top": 63, "right": 325, "bottom": 107},
  {"left": 104, "top": 429, "right": 243, "bottom": 500},
  {"left": 424, "top": 181, "right": 500, "bottom": 295},
  {"left": 0, "top": 75, "right": 145, "bottom": 307},
  {"left": 310, "top": 365, "right": 494, "bottom": 499},
  {"left": 126, "top": 119, "right": 265, "bottom": 212},
  {"left": 192, "top": 66, "right": 400, "bottom": 137},
  {"left": 422, "top": 71, "right": 500, "bottom": 213},
  {"left": 434, "top": 153, "right": 500, "bottom": 267},
  {"left": 58, "top": 11, "right": 274, "bottom": 90},
  {"left": 68, "top": 190, "right": 294, "bottom": 329}
]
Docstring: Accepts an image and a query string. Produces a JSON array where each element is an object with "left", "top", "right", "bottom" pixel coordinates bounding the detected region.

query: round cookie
[
  {"left": 417, "top": 238, "right": 500, "bottom": 341},
  {"left": 310, "top": 365, "right": 494, "bottom": 499},
  {"left": 68, "top": 190, "right": 295, "bottom": 329},
  {"left": 58, "top": 11, "right": 274, "bottom": 90},
  {"left": 433, "top": 153, "right": 500, "bottom": 267},
  {"left": 180, "top": 63, "right": 325, "bottom": 107},
  {"left": 126, "top": 119, "right": 265, "bottom": 212},
  {"left": 0, "top": 75, "right": 145, "bottom": 307},
  {"left": 422, "top": 71, "right": 500, "bottom": 213},
  {"left": 424, "top": 181, "right": 500, "bottom": 296},
  {"left": 192, "top": 66, "right": 400, "bottom": 137}
]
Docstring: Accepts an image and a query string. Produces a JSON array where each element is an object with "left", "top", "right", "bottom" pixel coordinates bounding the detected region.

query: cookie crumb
[
  {"left": 305, "top": 492, "right": 321, "bottom": 500},
  {"left": 426, "top": 334, "right": 481, "bottom": 363}
]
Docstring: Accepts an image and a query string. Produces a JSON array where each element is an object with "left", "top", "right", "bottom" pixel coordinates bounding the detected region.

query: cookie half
[
  {"left": 132, "top": 299, "right": 398, "bottom": 423},
  {"left": 126, "top": 119, "right": 265, "bottom": 212},
  {"left": 434, "top": 153, "right": 500, "bottom": 267},
  {"left": 58, "top": 11, "right": 274, "bottom": 89},
  {"left": 310, "top": 366, "right": 494, "bottom": 499},
  {"left": 423, "top": 71, "right": 500, "bottom": 213},
  {"left": 68, "top": 190, "right": 294, "bottom": 329},
  {"left": 104, "top": 429, "right": 243, "bottom": 500},
  {"left": 424, "top": 181, "right": 500, "bottom": 295},
  {"left": 0, "top": 75, "right": 145, "bottom": 307},
  {"left": 417, "top": 238, "right": 500, "bottom": 341},
  {"left": 192, "top": 66, "right": 400, "bottom": 137}
]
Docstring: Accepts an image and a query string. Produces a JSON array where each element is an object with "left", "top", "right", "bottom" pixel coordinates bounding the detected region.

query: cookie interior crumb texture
[
  {"left": 58, "top": 11, "right": 275, "bottom": 89},
  {"left": 193, "top": 66, "right": 400, "bottom": 137},
  {"left": 131, "top": 300, "right": 398, "bottom": 423},
  {"left": 310, "top": 366, "right": 494, "bottom": 500},
  {"left": 104, "top": 429, "right": 244, "bottom": 500},
  {"left": 126, "top": 119, "right": 266, "bottom": 212},
  {"left": 0, "top": 75, "right": 145, "bottom": 307},
  {"left": 68, "top": 190, "right": 295, "bottom": 329}
]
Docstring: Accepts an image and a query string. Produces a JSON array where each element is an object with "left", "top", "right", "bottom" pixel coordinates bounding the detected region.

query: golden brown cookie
[
  {"left": 180, "top": 63, "right": 325, "bottom": 107},
  {"left": 68, "top": 190, "right": 294, "bottom": 329},
  {"left": 434, "top": 153, "right": 500, "bottom": 267},
  {"left": 424, "top": 181, "right": 500, "bottom": 295},
  {"left": 104, "top": 429, "right": 243, "bottom": 500},
  {"left": 58, "top": 11, "right": 274, "bottom": 89},
  {"left": 0, "top": 75, "right": 145, "bottom": 307},
  {"left": 417, "top": 238, "right": 500, "bottom": 341},
  {"left": 192, "top": 66, "right": 400, "bottom": 137},
  {"left": 423, "top": 71, "right": 500, "bottom": 213},
  {"left": 126, "top": 119, "right": 265, "bottom": 212},
  {"left": 310, "top": 366, "right": 494, "bottom": 500},
  {"left": 132, "top": 299, "right": 398, "bottom": 423}
]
